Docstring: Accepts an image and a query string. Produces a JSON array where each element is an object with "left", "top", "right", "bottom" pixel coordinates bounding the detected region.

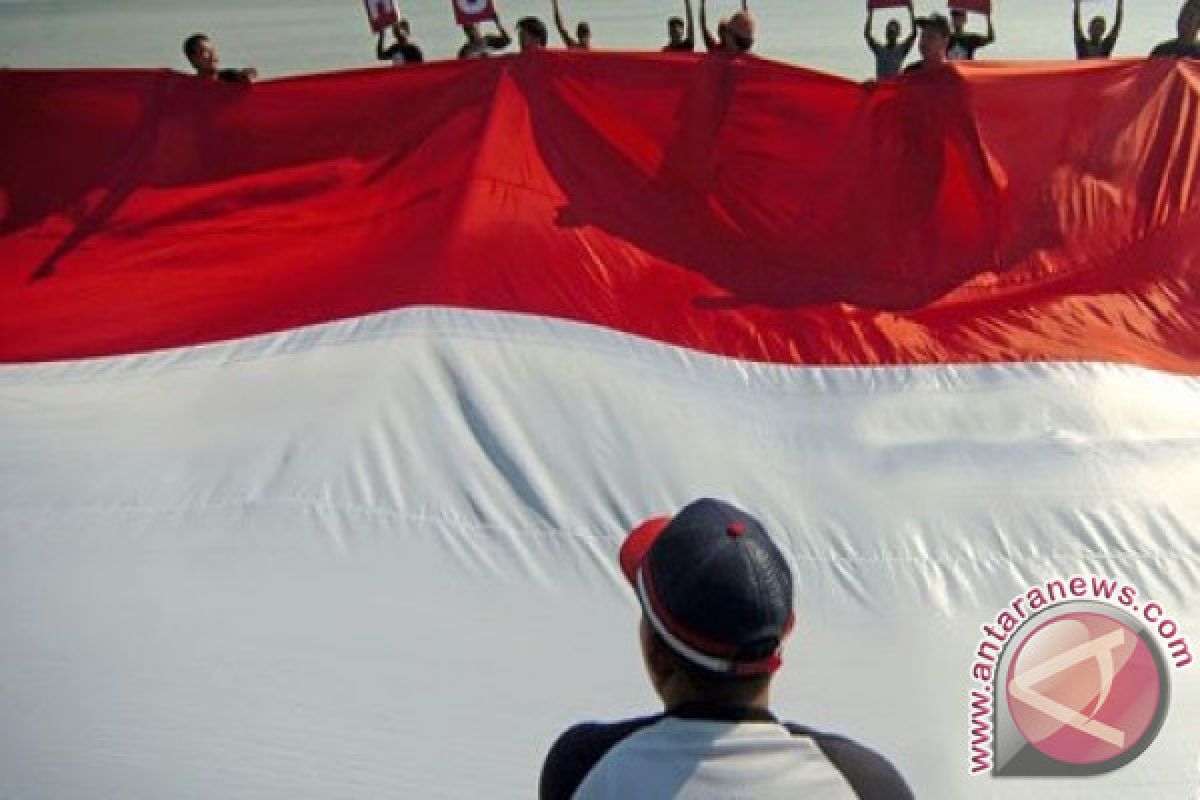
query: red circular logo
[{"left": 1006, "top": 612, "right": 1162, "bottom": 765}]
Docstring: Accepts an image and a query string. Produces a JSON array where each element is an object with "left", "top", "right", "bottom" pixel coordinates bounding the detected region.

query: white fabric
[
  {"left": 573, "top": 718, "right": 858, "bottom": 800},
  {"left": 1, "top": 307, "right": 1197, "bottom": 798}
]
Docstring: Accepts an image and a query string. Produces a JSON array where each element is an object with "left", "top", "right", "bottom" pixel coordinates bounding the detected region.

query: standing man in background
[
  {"left": 663, "top": 0, "right": 696, "bottom": 52},
  {"left": 1151, "top": 0, "right": 1200, "bottom": 58},
  {"left": 947, "top": 7, "right": 995, "bottom": 61},
  {"left": 1074, "top": 0, "right": 1123, "bottom": 59},
  {"left": 552, "top": 0, "right": 592, "bottom": 49},
  {"left": 865, "top": 0, "right": 917, "bottom": 79}
]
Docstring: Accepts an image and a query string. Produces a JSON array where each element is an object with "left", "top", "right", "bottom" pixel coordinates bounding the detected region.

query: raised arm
[
  {"left": 904, "top": 0, "right": 917, "bottom": 46},
  {"left": 488, "top": 11, "right": 512, "bottom": 49},
  {"left": 983, "top": 12, "right": 995, "bottom": 45},
  {"left": 376, "top": 29, "right": 389, "bottom": 61},
  {"left": 740, "top": 0, "right": 748, "bottom": 11},
  {"left": 865, "top": 10, "right": 877, "bottom": 48},
  {"left": 700, "top": 0, "right": 719, "bottom": 50},
  {"left": 552, "top": 0, "right": 578, "bottom": 47},
  {"left": 1073, "top": 0, "right": 1084, "bottom": 41},
  {"left": 684, "top": 0, "right": 695, "bottom": 46},
  {"left": 1110, "top": 0, "right": 1124, "bottom": 41}
]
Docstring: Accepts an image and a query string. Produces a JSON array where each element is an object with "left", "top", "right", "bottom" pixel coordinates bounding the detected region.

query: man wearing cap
[
  {"left": 539, "top": 498, "right": 913, "bottom": 800},
  {"left": 904, "top": 13, "right": 952, "bottom": 74},
  {"left": 946, "top": 7, "right": 995, "bottom": 61},
  {"left": 1151, "top": 0, "right": 1200, "bottom": 58}
]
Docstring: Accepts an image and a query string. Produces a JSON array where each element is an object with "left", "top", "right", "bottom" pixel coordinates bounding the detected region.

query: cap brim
[{"left": 619, "top": 516, "right": 671, "bottom": 584}]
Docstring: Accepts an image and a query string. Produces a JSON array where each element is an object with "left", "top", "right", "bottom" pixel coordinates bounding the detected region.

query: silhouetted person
[
  {"left": 1074, "top": 0, "right": 1123, "bottom": 59},
  {"left": 865, "top": 0, "right": 917, "bottom": 79},
  {"left": 904, "top": 13, "right": 951, "bottom": 73},
  {"left": 701, "top": 0, "right": 754, "bottom": 54},
  {"left": 1151, "top": 0, "right": 1200, "bottom": 58},
  {"left": 539, "top": 499, "right": 914, "bottom": 800},
  {"left": 552, "top": 0, "right": 591, "bottom": 49},
  {"left": 946, "top": 7, "right": 994, "bottom": 61},
  {"left": 457, "top": 13, "right": 512, "bottom": 59},
  {"left": 517, "top": 16, "right": 549, "bottom": 52},
  {"left": 183, "top": 33, "right": 256, "bottom": 83},
  {"left": 663, "top": 0, "right": 696, "bottom": 52},
  {"left": 376, "top": 18, "right": 424, "bottom": 65}
]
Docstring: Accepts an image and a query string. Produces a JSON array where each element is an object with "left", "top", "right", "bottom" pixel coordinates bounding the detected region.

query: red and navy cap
[{"left": 620, "top": 498, "right": 795, "bottom": 678}]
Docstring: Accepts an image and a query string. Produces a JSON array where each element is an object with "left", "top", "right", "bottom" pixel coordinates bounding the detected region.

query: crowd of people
[
  {"left": 168, "top": 6, "right": 1197, "bottom": 800},
  {"left": 367, "top": 0, "right": 760, "bottom": 65},
  {"left": 863, "top": 0, "right": 1198, "bottom": 79},
  {"left": 184, "top": 0, "right": 1200, "bottom": 83}
]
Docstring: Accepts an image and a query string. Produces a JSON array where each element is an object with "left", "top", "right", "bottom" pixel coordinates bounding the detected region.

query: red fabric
[
  {"left": 451, "top": 0, "right": 496, "bottom": 26},
  {"left": 867, "top": 0, "right": 911, "bottom": 10},
  {"left": 1, "top": 54, "right": 1198, "bottom": 372}
]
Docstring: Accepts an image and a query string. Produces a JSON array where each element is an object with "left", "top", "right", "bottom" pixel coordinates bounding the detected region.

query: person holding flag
[
  {"left": 1150, "top": 0, "right": 1200, "bottom": 58},
  {"left": 1074, "top": 0, "right": 1124, "bottom": 59},
  {"left": 700, "top": 0, "right": 755, "bottom": 54},
  {"left": 182, "top": 33, "right": 257, "bottom": 83},
  {"left": 865, "top": 0, "right": 917, "bottom": 79},
  {"left": 456, "top": 2, "right": 512, "bottom": 59},
  {"left": 663, "top": 0, "right": 696, "bottom": 52},
  {"left": 552, "top": 0, "right": 592, "bottom": 49},
  {"left": 903, "top": 12, "right": 952, "bottom": 73},
  {"left": 947, "top": 5, "right": 995, "bottom": 61},
  {"left": 376, "top": 18, "right": 424, "bottom": 65},
  {"left": 517, "top": 16, "right": 550, "bottom": 51}
]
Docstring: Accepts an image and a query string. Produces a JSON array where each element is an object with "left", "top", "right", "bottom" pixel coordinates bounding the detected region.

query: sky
[{"left": 0, "top": 0, "right": 1186, "bottom": 82}]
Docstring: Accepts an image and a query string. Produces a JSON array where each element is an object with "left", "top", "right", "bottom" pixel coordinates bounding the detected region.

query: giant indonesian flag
[{"left": 1, "top": 53, "right": 1199, "bottom": 797}]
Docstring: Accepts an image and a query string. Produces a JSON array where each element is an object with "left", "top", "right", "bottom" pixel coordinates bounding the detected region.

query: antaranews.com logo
[{"left": 968, "top": 576, "right": 1192, "bottom": 777}]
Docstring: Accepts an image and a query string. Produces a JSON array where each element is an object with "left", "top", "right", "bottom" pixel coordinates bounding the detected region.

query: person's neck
[{"left": 660, "top": 683, "right": 771, "bottom": 713}]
